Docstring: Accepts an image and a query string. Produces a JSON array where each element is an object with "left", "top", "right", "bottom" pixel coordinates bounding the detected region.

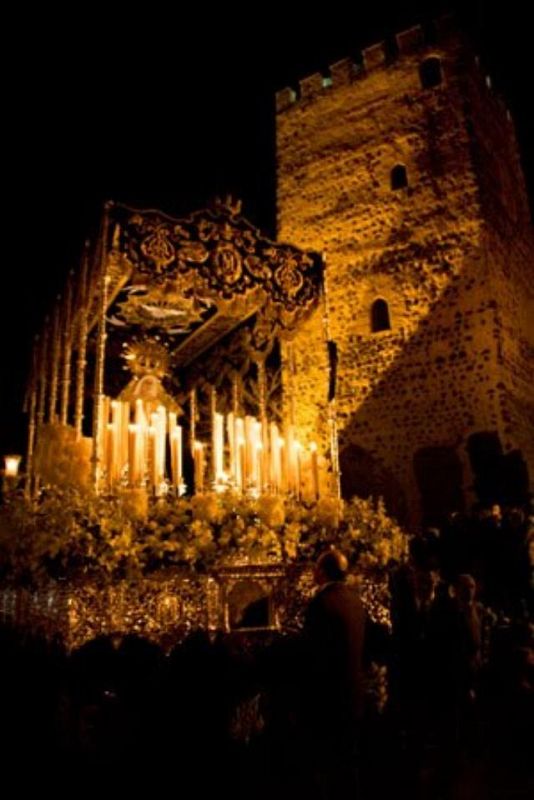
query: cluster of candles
[
  {"left": 100, "top": 398, "right": 320, "bottom": 499},
  {"left": 100, "top": 398, "right": 183, "bottom": 494}
]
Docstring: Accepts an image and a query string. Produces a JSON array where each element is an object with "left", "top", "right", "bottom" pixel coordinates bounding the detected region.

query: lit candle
[
  {"left": 278, "top": 437, "right": 286, "bottom": 493},
  {"left": 128, "top": 424, "right": 139, "bottom": 484},
  {"left": 256, "top": 442, "right": 264, "bottom": 493},
  {"left": 214, "top": 412, "right": 224, "bottom": 482},
  {"left": 244, "top": 416, "right": 256, "bottom": 490},
  {"left": 121, "top": 401, "right": 130, "bottom": 473},
  {"left": 190, "top": 388, "right": 197, "bottom": 449},
  {"left": 157, "top": 405, "right": 167, "bottom": 486},
  {"left": 234, "top": 416, "right": 245, "bottom": 492},
  {"left": 255, "top": 420, "right": 263, "bottom": 492},
  {"left": 286, "top": 424, "right": 295, "bottom": 493},
  {"left": 135, "top": 398, "right": 147, "bottom": 484},
  {"left": 238, "top": 438, "right": 246, "bottom": 493},
  {"left": 106, "top": 422, "right": 114, "bottom": 487},
  {"left": 171, "top": 426, "right": 182, "bottom": 491},
  {"left": 293, "top": 440, "right": 302, "bottom": 500},
  {"left": 310, "top": 442, "right": 319, "bottom": 501},
  {"left": 269, "top": 423, "right": 279, "bottom": 492},
  {"left": 148, "top": 425, "right": 157, "bottom": 491},
  {"left": 168, "top": 411, "right": 177, "bottom": 486},
  {"left": 111, "top": 401, "right": 121, "bottom": 483},
  {"left": 227, "top": 412, "right": 235, "bottom": 484}
]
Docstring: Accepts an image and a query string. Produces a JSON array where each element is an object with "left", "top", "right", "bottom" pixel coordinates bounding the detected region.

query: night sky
[{"left": 1, "top": 1, "right": 532, "bottom": 458}]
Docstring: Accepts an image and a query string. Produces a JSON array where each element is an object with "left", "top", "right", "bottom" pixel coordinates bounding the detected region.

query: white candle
[
  {"left": 269, "top": 423, "right": 279, "bottom": 492},
  {"left": 128, "top": 424, "right": 139, "bottom": 484},
  {"left": 293, "top": 440, "right": 302, "bottom": 499},
  {"left": 256, "top": 442, "right": 264, "bottom": 493},
  {"left": 234, "top": 417, "right": 245, "bottom": 492},
  {"left": 227, "top": 412, "right": 235, "bottom": 484},
  {"left": 157, "top": 405, "right": 167, "bottom": 485},
  {"left": 278, "top": 436, "right": 286, "bottom": 493},
  {"left": 171, "top": 426, "right": 182, "bottom": 490},
  {"left": 286, "top": 425, "right": 295, "bottom": 493},
  {"left": 244, "top": 416, "right": 256, "bottom": 490},
  {"left": 214, "top": 412, "right": 224, "bottom": 482},
  {"left": 134, "top": 399, "right": 147, "bottom": 484},
  {"left": 99, "top": 396, "right": 111, "bottom": 472},
  {"left": 148, "top": 424, "right": 157, "bottom": 491},
  {"left": 238, "top": 439, "right": 245, "bottom": 493},
  {"left": 168, "top": 411, "right": 177, "bottom": 487},
  {"left": 121, "top": 401, "right": 130, "bottom": 474},
  {"left": 193, "top": 440, "right": 204, "bottom": 493},
  {"left": 255, "top": 420, "right": 262, "bottom": 491},
  {"left": 111, "top": 401, "right": 121, "bottom": 483},
  {"left": 106, "top": 422, "right": 114, "bottom": 487}
]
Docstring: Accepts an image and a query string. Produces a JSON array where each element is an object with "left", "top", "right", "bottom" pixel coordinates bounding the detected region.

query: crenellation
[
  {"left": 396, "top": 25, "right": 425, "bottom": 54},
  {"left": 276, "top": 19, "right": 467, "bottom": 118},
  {"left": 361, "top": 41, "right": 388, "bottom": 71},
  {"left": 329, "top": 57, "right": 358, "bottom": 86},
  {"left": 299, "top": 72, "right": 324, "bottom": 100},
  {"left": 275, "top": 86, "right": 297, "bottom": 113}
]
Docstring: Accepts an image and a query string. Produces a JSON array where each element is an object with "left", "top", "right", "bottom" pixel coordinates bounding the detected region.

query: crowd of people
[
  {"left": 0, "top": 502, "right": 532, "bottom": 798},
  {"left": 388, "top": 508, "right": 533, "bottom": 799}
]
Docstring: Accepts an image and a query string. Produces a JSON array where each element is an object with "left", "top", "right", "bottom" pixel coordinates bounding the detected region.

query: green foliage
[{"left": 0, "top": 488, "right": 409, "bottom": 586}]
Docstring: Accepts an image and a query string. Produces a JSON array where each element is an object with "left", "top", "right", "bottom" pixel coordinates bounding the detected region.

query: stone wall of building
[
  {"left": 276, "top": 23, "right": 534, "bottom": 527},
  {"left": 466, "top": 66, "right": 534, "bottom": 493}
]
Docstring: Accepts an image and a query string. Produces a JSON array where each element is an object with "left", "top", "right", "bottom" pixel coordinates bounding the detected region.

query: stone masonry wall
[
  {"left": 276, "top": 23, "right": 534, "bottom": 527},
  {"left": 465, "top": 66, "right": 534, "bottom": 479}
]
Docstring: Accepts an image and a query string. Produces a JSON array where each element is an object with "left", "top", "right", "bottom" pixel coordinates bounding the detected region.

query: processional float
[{"left": 25, "top": 197, "right": 340, "bottom": 502}]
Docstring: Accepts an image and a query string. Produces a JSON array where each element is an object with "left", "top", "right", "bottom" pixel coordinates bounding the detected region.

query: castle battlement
[{"left": 276, "top": 15, "right": 510, "bottom": 124}]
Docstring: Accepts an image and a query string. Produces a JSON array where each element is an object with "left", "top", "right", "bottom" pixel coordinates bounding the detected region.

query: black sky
[{"left": 1, "top": 1, "right": 533, "bottom": 456}]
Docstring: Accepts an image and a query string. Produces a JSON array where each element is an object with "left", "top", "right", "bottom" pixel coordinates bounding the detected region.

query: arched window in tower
[
  {"left": 419, "top": 56, "right": 442, "bottom": 89},
  {"left": 391, "top": 164, "right": 408, "bottom": 190},
  {"left": 371, "top": 298, "right": 391, "bottom": 333}
]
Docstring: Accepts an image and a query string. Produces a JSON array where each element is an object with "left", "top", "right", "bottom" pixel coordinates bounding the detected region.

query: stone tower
[{"left": 276, "top": 20, "right": 534, "bottom": 528}]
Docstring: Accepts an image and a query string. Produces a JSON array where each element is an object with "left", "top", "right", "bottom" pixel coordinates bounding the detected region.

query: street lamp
[{"left": 4, "top": 455, "right": 22, "bottom": 478}]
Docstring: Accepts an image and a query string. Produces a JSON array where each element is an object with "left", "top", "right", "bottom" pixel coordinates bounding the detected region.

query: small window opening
[
  {"left": 391, "top": 164, "right": 408, "bottom": 190},
  {"left": 371, "top": 299, "right": 391, "bottom": 332},
  {"left": 419, "top": 56, "right": 442, "bottom": 89}
]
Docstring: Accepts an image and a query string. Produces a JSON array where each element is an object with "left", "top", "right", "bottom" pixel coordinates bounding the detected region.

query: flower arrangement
[{"left": 0, "top": 488, "right": 409, "bottom": 587}]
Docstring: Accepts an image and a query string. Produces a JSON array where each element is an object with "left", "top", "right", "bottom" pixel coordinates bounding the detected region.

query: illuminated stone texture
[{"left": 277, "top": 24, "right": 534, "bottom": 526}]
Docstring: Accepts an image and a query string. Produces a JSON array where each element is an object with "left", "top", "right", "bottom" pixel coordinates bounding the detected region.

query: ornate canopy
[
  {"left": 25, "top": 197, "right": 327, "bottom": 497},
  {"left": 105, "top": 197, "right": 322, "bottom": 366}
]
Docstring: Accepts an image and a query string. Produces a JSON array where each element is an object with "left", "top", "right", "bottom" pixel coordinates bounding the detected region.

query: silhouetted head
[
  {"left": 314, "top": 549, "right": 348, "bottom": 585},
  {"left": 415, "top": 569, "right": 439, "bottom": 606},
  {"left": 454, "top": 573, "right": 477, "bottom": 605}
]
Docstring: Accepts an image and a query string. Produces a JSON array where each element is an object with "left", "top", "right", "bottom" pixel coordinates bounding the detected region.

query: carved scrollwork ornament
[{"left": 140, "top": 225, "right": 176, "bottom": 273}]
